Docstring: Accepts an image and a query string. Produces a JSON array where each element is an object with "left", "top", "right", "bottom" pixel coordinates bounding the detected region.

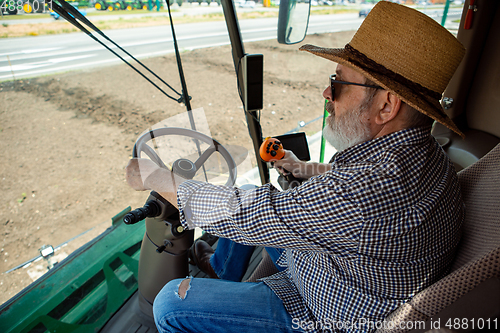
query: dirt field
[{"left": 0, "top": 30, "right": 354, "bottom": 304}]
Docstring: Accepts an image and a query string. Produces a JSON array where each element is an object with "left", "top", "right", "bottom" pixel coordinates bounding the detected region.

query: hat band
[{"left": 345, "top": 44, "right": 442, "bottom": 102}]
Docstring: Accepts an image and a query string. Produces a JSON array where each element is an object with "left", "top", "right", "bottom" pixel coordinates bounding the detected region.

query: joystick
[{"left": 259, "top": 137, "right": 285, "bottom": 162}]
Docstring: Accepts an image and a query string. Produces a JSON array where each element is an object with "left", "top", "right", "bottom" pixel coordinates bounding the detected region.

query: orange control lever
[{"left": 260, "top": 137, "right": 285, "bottom": 162}]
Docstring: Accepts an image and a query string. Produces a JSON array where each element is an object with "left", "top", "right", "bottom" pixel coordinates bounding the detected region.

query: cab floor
[{"left": 100, "top": 239, "right": 264, "bottom": 333}]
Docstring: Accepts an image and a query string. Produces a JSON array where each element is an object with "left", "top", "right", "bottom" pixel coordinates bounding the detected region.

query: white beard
[{"left": 322, "top": 102, "right": 373, "bottom": 152}]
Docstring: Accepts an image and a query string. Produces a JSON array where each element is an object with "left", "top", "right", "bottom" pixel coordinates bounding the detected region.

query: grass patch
[
  {"left": 0, "top": 13, "right": 49, "bottom": 20},
  {"left": 310, "top": 8, "right": 357, "bottom": 15},
  {"left": 0, "top": 21, "right": 78, "bottom": 38}
]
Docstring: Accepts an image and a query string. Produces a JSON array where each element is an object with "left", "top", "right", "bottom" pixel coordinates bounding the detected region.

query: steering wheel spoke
[
  {"left": 137, "top": 142, "right": 169, "bottom": 169},
  {"left": 132, "top": 127, "right": 237, "bottom": 187},
  {"left": 193, "top": 145, "right": 218, "bottom": 171}
]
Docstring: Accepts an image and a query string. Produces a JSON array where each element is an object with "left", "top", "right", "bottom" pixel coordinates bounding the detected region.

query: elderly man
[{"left": 126, "top": 2, "right": 465, "bottom": 332}]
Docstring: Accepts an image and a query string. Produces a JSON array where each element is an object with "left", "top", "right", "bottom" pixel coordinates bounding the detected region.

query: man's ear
[{"left": 375, "top": 92, "right": 403, "bottom": 125}]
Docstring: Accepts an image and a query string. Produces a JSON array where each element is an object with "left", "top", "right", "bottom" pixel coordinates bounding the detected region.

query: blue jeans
[
  {"left": 153, "top": 239, "right": 299, "bottom": 333},
  {"left": 210, "top": 237, "right": 286, "bottom": 281}
]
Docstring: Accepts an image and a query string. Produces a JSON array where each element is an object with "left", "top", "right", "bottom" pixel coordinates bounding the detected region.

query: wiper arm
[{"left": 50, "top": 0, "right": 186, "bottom": 103}]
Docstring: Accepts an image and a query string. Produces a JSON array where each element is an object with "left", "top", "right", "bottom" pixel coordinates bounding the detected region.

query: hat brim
[{"left": 300, "top": 44, "right": 464, "bottom": 138}]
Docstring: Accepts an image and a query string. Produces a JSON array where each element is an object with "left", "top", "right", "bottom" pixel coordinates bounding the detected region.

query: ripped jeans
[{"left": 153, "top": 239, "right": 300, "bottom": 333}]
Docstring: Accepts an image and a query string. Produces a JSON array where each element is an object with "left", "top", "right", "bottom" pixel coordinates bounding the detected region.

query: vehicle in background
[
  {"left": 93, "top": 0, "right": 147, "bottom": 10},
  {"left": 359, "top": 7, "right": 371, "bottom": 17},
  {"left": 237, "top": 0, "right": 255, "bottom": 8}
]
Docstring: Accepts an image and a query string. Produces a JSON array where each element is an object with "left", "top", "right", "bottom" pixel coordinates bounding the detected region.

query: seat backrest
[
  {"left": 245, "top": 248, "right": 279, "bottom": 283},
  {"left": 377, "top": 144, "right": 500, "bottom": 333}
]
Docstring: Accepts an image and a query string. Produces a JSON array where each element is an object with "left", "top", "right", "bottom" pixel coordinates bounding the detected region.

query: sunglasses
[{"left": 330, "top": 74, "right": 381, "bottom": 101}]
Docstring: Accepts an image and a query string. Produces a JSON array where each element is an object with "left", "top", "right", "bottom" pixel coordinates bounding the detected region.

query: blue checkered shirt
[{"left": 178, "top": 127, "right": 464, "bottom": 332}]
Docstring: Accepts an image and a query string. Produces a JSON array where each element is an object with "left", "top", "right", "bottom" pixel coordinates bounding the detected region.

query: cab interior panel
[{"left": 433, "top": 0, "right": 500, "bottom": 171}]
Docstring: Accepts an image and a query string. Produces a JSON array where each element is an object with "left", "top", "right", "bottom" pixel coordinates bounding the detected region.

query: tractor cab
[{"left": 0, "top": 1, "right": 499, "bottom": 332}]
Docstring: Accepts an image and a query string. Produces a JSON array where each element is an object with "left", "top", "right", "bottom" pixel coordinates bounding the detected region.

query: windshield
[{"left": 0, "top": 1, "right": 465, "bottom": 305}]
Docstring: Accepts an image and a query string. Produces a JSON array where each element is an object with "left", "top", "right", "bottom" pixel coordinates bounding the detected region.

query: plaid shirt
[{"left": 178, "top": 127, "right": 464, "bottom": 332}]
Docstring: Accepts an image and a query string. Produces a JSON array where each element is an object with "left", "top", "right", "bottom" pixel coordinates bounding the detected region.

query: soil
[{"left": 0, "top": 30, "right": 354, "bottom": 304}]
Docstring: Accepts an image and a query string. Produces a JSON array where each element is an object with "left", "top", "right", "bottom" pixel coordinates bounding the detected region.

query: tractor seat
[{"left": 378, "top": 143, "right": 500, "bottom": 333}]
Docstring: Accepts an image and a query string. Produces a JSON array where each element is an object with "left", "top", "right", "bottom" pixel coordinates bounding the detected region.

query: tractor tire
[
  {"left": 95, "top": 2, "right": 102, "bottom": 10},
  {"left": 6, "top": 8, "right": 18, "bottom": 15},
  {"left": 126, "top": 5, "right": 132, "bottom": 10},
  {"left": 108, "top": 5, "right": 114, "bottom": 10}
]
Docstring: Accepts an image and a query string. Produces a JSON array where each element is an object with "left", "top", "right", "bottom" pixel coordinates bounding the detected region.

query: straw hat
[{"left": 300, "top": 1, "right": 465, "bottom": 137}]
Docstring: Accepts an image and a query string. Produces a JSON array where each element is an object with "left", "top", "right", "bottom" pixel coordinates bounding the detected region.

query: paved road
[
  {"left": 0, "top": 8, "right": 461, "bottom": 81},
  {"left": 0, "top": 13, "right": 365, "bottom": 80}
]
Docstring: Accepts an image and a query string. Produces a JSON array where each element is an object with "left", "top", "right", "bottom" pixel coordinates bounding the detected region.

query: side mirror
[{"left": 277, "top": 0, "right": 311, "bottom": 45}]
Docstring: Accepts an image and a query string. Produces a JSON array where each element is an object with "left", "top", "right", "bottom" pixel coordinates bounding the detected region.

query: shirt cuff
[{"left": 177, "top": 179, "right": 208, "bottom": 230}]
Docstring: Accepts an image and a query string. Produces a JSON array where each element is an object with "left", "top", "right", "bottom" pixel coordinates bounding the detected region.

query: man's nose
[{"left": 322, "top": 86, "right": 332, "bottom": 101}]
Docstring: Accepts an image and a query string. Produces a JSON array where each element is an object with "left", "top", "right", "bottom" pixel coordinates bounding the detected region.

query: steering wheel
[{"left": 132, "top": 127, "right": 237, "bottom": 187}]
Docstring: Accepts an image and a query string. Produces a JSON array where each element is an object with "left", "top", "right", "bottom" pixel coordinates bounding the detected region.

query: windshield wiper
[{"left": 49, "top": 0, "right": 186, "bottom": 104}]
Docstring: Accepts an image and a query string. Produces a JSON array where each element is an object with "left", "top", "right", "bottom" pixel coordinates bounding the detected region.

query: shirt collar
[{"left": 330, "top": 126, "right": 432, "bottom": 165}]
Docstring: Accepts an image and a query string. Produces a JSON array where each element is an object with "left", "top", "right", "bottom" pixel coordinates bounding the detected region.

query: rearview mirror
[{"left": 277, "top": 0, "right": 311, "bottom": 44}]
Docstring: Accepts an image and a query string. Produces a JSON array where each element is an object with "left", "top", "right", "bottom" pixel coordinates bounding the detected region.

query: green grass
[
  {"left": 310, "top": 8, "right": 357, "bottom": 15},
  {"left": 1, "top": 13, "right": 50, "bottom": 20}
]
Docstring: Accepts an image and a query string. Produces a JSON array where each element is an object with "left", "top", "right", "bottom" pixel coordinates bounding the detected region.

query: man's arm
[
  {"left": 273, "top": 149, "right": 332, "bottom": 179},
  {"left": 125, "top": 157, "right": 351, "bottom": 253},
  {"left": 175, "top": 175, "right": 362, "bottom": 253},
  {"left": 125, "top": 158, "right": 186, "bottom": 209}
]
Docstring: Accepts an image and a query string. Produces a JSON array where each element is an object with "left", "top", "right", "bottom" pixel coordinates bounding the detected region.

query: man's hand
[
  {"left": 125, "top": 158, "right": 182, "bottom": 208},
  {"left": 273, "top": 150, "right": 332, "bottom": 180},
  {"left": 126, "top": 158, "right": 161, "bottom": 191},
  {"left": 273, "top": 150, "right": 305, "bottom": 178}
]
